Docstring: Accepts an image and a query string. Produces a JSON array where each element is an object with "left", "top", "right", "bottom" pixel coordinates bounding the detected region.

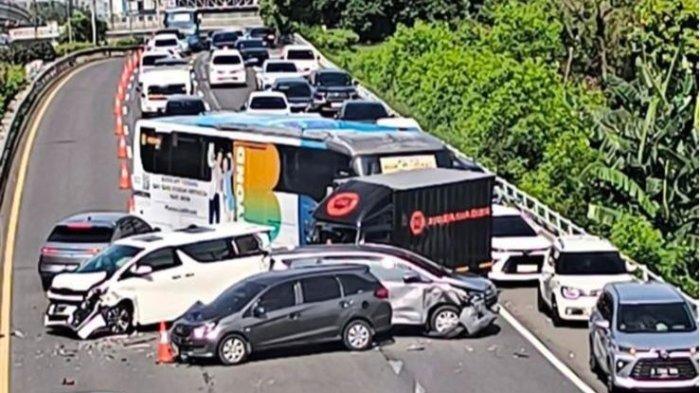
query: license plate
[
  {"left": 516, "top": 264, "right": 538, "bottom": 273},
  {"left": 653, "top": 367, "right": 679, "bottom": 377},
  {"left": 331, "top": 102, "right": 342, "bottom": 108}
]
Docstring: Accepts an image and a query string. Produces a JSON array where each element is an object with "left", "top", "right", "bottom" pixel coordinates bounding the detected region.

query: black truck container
[{"left": 312, "top": 168, "right": 494, "bottom": 272}]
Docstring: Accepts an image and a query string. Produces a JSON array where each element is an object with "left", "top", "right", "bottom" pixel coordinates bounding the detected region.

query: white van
[
  {"left": 148, "top": 33, "right": 181, "bottom": 54},
  {"left": 281, "top": 45, "right": 320, "bottom": 76},
  {"left": 44, "top": 223, "right": 272, "bottom": 339},
  {"left": 208, "top": 49, "right": 246, "bottom": 86},
  {"left": 140, "top": 66, "right": 193, "bottom": 115}
]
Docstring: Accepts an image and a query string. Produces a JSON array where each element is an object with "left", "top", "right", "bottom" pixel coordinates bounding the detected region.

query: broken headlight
[
  {"left": 80, "top": 288, "right": 102, "bottom": 310},
  {"left": 192, "top": 321, "right": 219, "bottom": 340}
]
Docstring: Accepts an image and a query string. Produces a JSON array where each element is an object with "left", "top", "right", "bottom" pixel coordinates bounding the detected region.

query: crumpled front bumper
[
  {"left": 459, "top": 297, "right": 499, "bottom": 336},
  {"left": 45, "top": 300, "right": 108, "bottom": 339}
]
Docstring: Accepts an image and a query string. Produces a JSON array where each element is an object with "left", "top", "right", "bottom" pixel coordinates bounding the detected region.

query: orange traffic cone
[
  {"left": 126, "top": 195, "right": 135, "bottom": 213},
  {"left": 119, "top": 161, "right": 131, "bottom": 190},
  {"left": 115, "top": 115, "right": 123, "bottom": 135},
  {"left": 117, "top": 83, "right": 125, "bottom": 101},
  {"left": 113, "top": 96, "right": 122, "bottom": 116},
  {"left": 156, "top": 322, "right": 175, "bottom": 364},
  {"left": 117, "top": 134, "right": 128, "bottom": 159}
]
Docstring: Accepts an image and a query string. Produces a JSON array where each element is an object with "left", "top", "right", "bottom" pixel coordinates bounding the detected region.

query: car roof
[
  {"left": 154, "top": 34, "right": 178, "bottom": 40},
  {"left": 211, "top": 48, "right": 241, "bottom": 56},
  {"left": 273, "top": 77, "right": 309, "bottom": 85},
  {"left": 315, "top": 68, "right": 348, "bottom": 75},
  {"left": 274, "top": 243, "right": 420, "bottom": 260},
  {"left": 141, "top": 68, "right": 190, "bottom": 83},
  {"left": 57, "top": 211, "right": 133, "bottom": 227},
  {"left": 115, "top": 222, "right": 270, "bottom": 250},
  {"left": 251, "top": 264, "right": 369, "bottom": 286},
  {"left": 343, "top": 100, "right": 383, "bottom": 107},
  {"left": 554, "top": 235, "right": 617, "bottom": 253},
  {"left": 492, "top": 204, "right": 522, "bottom": 217},
  {"left": 263, "top": 59, "right": 295, "bottom": 66},
  {"left": 359, "top": 168, "right": 492, "bottom": 191},
  {"left": 143, "top": 50, "right": 173, "bottom": 57},
  {"left": 213, "top": 28, "right": 242, "bottom": 35},
  {"left": 284, "top": 45, "right": 313, "bottom": 51},
  {"left": 611, "top": 282, "right": 684, "bottom": 304},
  {"left": 166, "top": 94, "right": 203, "bottom": 103},
  {"left": 249, "top": 91, "right": 286, "bottom": 99}
]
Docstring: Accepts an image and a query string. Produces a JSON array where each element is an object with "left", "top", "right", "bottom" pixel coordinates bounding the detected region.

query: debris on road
[
  {"left": 11, "top": 330, "right": 25, "bottom": 338},
  {"left": 464, "top": 345, "right": 474, "bottom": 353},
  {"left": 406, "top": 344, "right": 425, "bottom": 351},
  {"left": 388, "top": 359, "right": 403, "bottom": 375},
  {"left": 512, "top": 348, "right": 530, "bottom": 359},
  {"left": 61, "top": 377, "right": 75, "bottom": 386}
]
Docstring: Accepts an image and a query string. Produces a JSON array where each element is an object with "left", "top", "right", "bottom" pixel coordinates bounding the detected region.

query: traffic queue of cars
[{"left": 35, "top": 24, "right": 698, "bottom": 391}]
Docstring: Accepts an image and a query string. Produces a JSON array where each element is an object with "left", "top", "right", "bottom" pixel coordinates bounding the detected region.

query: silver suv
[{"left": 589, "top": 282, "right": 698, "bottom": 392}]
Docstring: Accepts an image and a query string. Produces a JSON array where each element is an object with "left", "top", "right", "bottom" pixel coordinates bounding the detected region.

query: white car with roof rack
[
  {"left": 538, "top": 235, "right": 634, "bottom": 325},
  {"left": 488, "top": 204, "right": 551, "bottom": 282},
  {"left": 44, "top": 223, "right": 272, "bottom": 339}
]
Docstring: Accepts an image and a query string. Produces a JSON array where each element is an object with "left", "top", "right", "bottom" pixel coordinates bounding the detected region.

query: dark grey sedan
[
  {"left": 171, "top": 264, "right": 392, "bottom": 365},
  {"left": 270, "top": 77, "right": 313, "bottom": 112},
  {"left": 38, "top": 212, "right": 152, "bottom": 290}
]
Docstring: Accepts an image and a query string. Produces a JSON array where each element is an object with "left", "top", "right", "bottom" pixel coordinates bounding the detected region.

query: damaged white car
[
  {"left": 45, "top": 223, "right": 271, "bottom": 339},
  {"left": 272, "top": 244, "right": 499, "bottom": 337}
]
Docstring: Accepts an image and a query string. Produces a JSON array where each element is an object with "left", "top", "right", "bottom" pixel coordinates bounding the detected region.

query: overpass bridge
[{"left": 0, "top": 0, "right": 35, "bottom": 28}]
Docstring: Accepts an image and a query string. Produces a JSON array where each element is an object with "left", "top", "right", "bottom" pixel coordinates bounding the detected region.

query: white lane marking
[
  {"left": 125, "top": 93, "right": 130, "bottom": 101},
  {"left": 499, "top": 307, "right": 596, "bottom": 393},
  {"left": 122, "top": 106, "right": 128, "bottom": 116},
  {"left": 126, "top": 146, "right": 132, "bottom": 159},
  {"left": 198, "top": 90, "right": 204, "bottom": 97},
  {"left": 123, "top": 124, "right": 129, "bottom": 136}
]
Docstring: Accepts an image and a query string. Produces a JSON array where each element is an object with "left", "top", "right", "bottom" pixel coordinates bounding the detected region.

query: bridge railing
[
  {"left": 294, "top": 34, "right": 698, "bottom": 306},
  {"left": 0, "top": 45, "right": 139, "bottom": 205}
]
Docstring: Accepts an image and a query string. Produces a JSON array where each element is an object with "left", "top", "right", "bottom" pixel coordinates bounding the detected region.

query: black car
[
  {"left": 270, "top": 77, "right": 314, "bottom": 112},
  {"left": 210, "top": 29, "right": 243, "bottom": 50},
  {"left": 165, "top": 95, "right": 207, "bottom": 116},
  {"left": 245, "top": 26, "right": 276, "bottom": 47},
  {"left": 235, "top": 39, "right": 269, "bottom": 66},
  {"left": 171, "top": 264, "right": 392, "bottom": 365},
  {"left": 337, "top": 100, "right": 390, "bottom": 122},
  {"left": 309, "top": 69, "right": 358, "bottom": 113}
]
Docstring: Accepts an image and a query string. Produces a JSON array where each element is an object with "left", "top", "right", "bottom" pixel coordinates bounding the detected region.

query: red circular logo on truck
[
  {"left": 326, "top": 192, "right": 359, "bottom": 217},
  {"left": 409, "top": 210, "right": 426, "bottom": 235}
]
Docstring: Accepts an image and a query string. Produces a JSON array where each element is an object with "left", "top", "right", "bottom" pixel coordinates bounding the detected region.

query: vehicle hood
[
  {"left": 556, "top": 274, "right": 633, "bottom": 291},
  {"left": 316, "top": 85, "right": 356, "bottom": 94},
  {"left": 492, "top": 236, "right": 550, "bottom": 252},
  {"left": 614, "top": 330, "right": 698, "bottom": 351},
  {"left": 51, "top": 271, "right": 107, "bottom": 292},
  {"left": 181, "top": 300, "right": 230, "bottom": 323},
  {"left": 444, "top": 272, "right": 494, "bottom": 293}
]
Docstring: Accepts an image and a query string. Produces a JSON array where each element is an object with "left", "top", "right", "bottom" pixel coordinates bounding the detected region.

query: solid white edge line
[{"left": 499, "top": 307, "right": 596, "bottom": 393}]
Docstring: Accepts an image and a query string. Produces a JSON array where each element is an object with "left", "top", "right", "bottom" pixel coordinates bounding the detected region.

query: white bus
[{"left": 131, "top": 112, "right": 478, "bottom": 246}]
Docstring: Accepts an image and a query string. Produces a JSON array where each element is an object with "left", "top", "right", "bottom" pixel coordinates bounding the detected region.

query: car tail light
[
  {"left": 374, "top": 285, "right": 389, "bottom": 299},
  {"left": 87, "top": 247, "right": 101, "bottom": 255},
  {"left": 41, "top": 246, "right": 58, "bottom": 255}
]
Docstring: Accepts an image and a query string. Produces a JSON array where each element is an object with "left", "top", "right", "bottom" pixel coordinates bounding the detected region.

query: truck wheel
[
  {"left": 343, "top": 319, "right": 373, "bottom": 351},
  {"left": 217, "top": 334, "right": 249, "bottom": 365},
  {"left": 429, "top": 305, "right": 461, "bottom": 337},
  {"left": 537, "top": 285, "right": 546, "bottom": 313},
  {"left": 106, "top": 302, "right": 133, "bottom": 335},
  {"left": 550, "top": 296, "right": 563, "bottom": 327}
]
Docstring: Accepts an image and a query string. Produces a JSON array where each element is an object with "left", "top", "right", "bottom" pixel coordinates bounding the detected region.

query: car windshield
[
  {"left": 142, "top": 55, "right": 168, "bottom": 66},
  {"left": 276, "top": 82, "right": 311, "bottom": 98},
  {"left": 155, "top": 39, "right": 178, "bottom": 47},
  {"left": 318, "top": 72, "right": 351, "bottom": 87},
  {"left": 287, "top": 49, "right": 314, "bottom": 60},
  {"left": 618, "top": 302, "right": 696, "bottom": 333},
  {"left": 76, "top": 245, "right": 142, "bottom": 277},
  {"left": 205, "top": 280, "right": 266, "bottom": 317},
  {"left": 342, "top": 103, "right": 388, "bottom": 121},
  {"left": 492, "top": 215, "right": 537, "bottom": 237},
  {"left": 555, "top": 251, "right": 627, "bottom": 275},
  {"left": 267, "top": 63, "right": 296, "bottom": 72},
  {"left": 148, "top": 84, "right": 187, "bottom": 95},
  {"left": 249, "top": 28, "right": 272, "bottom": 37},
  {"left": 213, "top": 32, "right": 238, "bottom": 43},
  {"left": 212, "top": 55, "right": 241, "bottom": 65},
  {"left": 238, "top": 40, "right": 264, "bottom": 49},
  {"left": 48, "top": 224, "right": 114, "bottom": 243},
  {"left": 166, "top": 100, "right": 205, "bottom": 115},
  {"left": 250, "top": 96, "right": 286, "bottom": 109}
]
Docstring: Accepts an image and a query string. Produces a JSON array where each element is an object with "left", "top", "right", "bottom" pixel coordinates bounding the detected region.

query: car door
[
  {"left": 365, "top": 259, "right": 426, "bottom": 325},
  {"left": 592, "top": 293, "right": 614, "bottom": 371},
  {"left": 120, "top": 247, "right": 191, "bottom": 324},
  {"left": 246, "top": 280, "right": 304, "bottom": 349},
  {"left": 294, "top": 275, "right": 344, "bottom": 342},
  {"left": 540, "top": 251, "right": 556, "bottom": 304}
]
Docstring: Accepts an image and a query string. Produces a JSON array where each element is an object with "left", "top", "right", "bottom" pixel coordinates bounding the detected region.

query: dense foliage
[
  {"left": 297, "top": 0, "right": 698, "bottom": 294},
  {"left": 0, "top": 41, "right": 55, "bottom": 64},
  {"left": 0, "top": 64, "right": 25, "bottom": 114}
]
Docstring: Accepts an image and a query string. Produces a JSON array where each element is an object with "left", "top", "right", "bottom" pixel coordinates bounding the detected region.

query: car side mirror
[
  {"left": 239, "top": 104, "right": 246, "bottom": 111},
  {"left": 403, "top": 272, "right": 423, "bottom": 284},
  {"left": 253, "top": 305, "right": 266, "bottom": 318},
  {"left": 352, "top": 79, "right": 359, "bottom": 86},
  {"left": 130, "top": 264, "right": 153, "bottom": 276},
  {"left": 594, "top": 319, "right": 610, "bottom": 330}
]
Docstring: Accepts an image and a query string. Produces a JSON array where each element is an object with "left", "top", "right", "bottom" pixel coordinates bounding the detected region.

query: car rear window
[
  {"left": 555, "top": 251, "right": 627, "bottom": 275},
  {"left": 142, "top": 55, "right": 167, "bottom": 66},
  {"left": 148, "top": 84, "right": 187, "bottom": 95},
  {"left": 342, "top": 103, "right": 389, "bottom": 121},
  {"left": 181, "top": 239, "right": 235, "bottom": 262},
  {"left": 155, "top": 38, "right": 178, "bottom": 47},
  {"left": 492, "top": 215, "right": 537, "bottom": 237},
  {"left": 213, "top": 32, "right": 239, "bottom": 43},
  {"left": 48, "top": 225, "right": 114, "bottom": 243},
  {"left": 301, "top": 276, "right": 340, "bottom": 303},
  {"left": 250, "top": 96, "right": 286, "bottom": 109},
  {"left": 165, "top": 99, "right": 206, "bottom": 116},
  {"left": 266, "top": 62, "right": 296, "bottom": 72},
  {"left": 212, "top": 55, "right": 241, "bottom": 65},
  {"left": 287, "top": 50, "right": 314, "bottom": 60},
  {"left": 276, "top": 82, "right": 311, "bottom": 98},
  {"left": 338, "top": 273, "right": 377, "bottom": 296}
]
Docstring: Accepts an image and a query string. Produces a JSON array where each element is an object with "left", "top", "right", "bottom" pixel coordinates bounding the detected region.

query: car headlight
[
  {"left": 561, "top": 286, "right": 582, "bottom": 299},
  {"left": 81, "top": 287, "right": 102, "bottom": 309},
  {"left": 192, "top": 321, "right": 218, "bottom": 340}
]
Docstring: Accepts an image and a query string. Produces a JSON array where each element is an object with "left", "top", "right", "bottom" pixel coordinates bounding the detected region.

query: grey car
[
  {"left": 589, "top": 282, "right": 699, "bottom": 392},
  {"left": 170, "top": 264, "right": 392, "bottom": 365},
  {"left": 272, "top": 244, "right": 499, "bottom": 337},
  {"left": 39, "top": 212, "right": 152, "bottom": 290}
]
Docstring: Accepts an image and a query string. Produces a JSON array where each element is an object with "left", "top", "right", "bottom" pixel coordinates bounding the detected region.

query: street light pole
[{"left": 90, "top": 0, "right": 97, "bottom": 44}]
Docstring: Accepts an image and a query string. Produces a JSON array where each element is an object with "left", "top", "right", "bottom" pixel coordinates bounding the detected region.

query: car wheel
[
  {"left": 217, "top": 334, "right": 249, "bottom": 365},
  {"left": 606, "top": 360, "right": 624, "bottom": 393},
  {"left": 106, "top": 302, "right": 134, "bottom": 335},
  {"left": 550, "top": 296, "right": 563, "bottom": 327},
  {"left": 430, "top": 305, "right": 461, "bottom": 337},
  {"left": 588, "top": 338, "right": 599, "bottom": 373},
  {"left": 536, "top": 285, "right": 546, "bottom": 313},
  {"left": 343, "top": 319, "right": 373, "bottom": 351}
]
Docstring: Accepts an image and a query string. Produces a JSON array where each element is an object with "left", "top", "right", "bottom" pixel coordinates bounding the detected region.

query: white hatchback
[
  {"left": 45, "top": 223, "right": 272, "bottom": 338},
  {"left": 244, "top": 91, "right": 291, "bottom": 115},
  {"left": 208, "top": 49, "right": 246, "bottom": 86},
  {"left": 281, "top": 45, "right": 320, "bottom": 76}
]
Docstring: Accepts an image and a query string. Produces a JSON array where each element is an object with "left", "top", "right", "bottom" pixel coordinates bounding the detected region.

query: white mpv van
[
  {"left": 44, "top": 223, "right": 272, "bottom": 339},
  {"left": 140, "top": 66, "right": 193, "bottom": 116}
]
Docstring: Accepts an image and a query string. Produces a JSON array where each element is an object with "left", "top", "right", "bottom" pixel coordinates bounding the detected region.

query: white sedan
[
  {"left": 208, "top": 49, "right": 246, "bottom": 86},
  {"left": 254, "top": 60, "right": 303, "bottom": 90},
  {"left": 243, "top": 91, "right": 291, "bottom": 115}
]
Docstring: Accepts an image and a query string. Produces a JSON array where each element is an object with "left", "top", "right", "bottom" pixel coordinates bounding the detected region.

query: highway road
[{"left": 0, "top": 53, "right": 590, "bottom": 393}]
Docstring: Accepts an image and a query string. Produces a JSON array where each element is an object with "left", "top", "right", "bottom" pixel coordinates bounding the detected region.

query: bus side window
[{"left": 278, "top": 146, "right": 351, "bottom": 201}]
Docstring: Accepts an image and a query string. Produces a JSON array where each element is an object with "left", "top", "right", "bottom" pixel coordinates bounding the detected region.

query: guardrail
[
  {"left": 294, "top": 34, "right": 698, "bottom": 305},
  {"left": 0, "top": 45, "right": 140, "bottom": 206}
]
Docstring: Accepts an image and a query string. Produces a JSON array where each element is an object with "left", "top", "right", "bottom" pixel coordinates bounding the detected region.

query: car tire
[
  {"left": 343, "top": 319, "right": 373, "bottom": 351},
  {"left": 550, "top": 296, "right": 563, "bottom": 327},
  {"left": 106, "top": 302, "right": 134, "bottom": 335},
  {"left": 606, "top": 360, "right": 624, "bottom": 393},
  {"left": 217, "top": 334, "right": 249, "bottom": 366},
  {"left": 429, "top": 305, "right": 462, "bottom": 338},
  {"left": 537, "top": 285, "right": 546, "bottom": 313},
  {"left": 588, "top": 338, "right": 599, "bottom": 373}
]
